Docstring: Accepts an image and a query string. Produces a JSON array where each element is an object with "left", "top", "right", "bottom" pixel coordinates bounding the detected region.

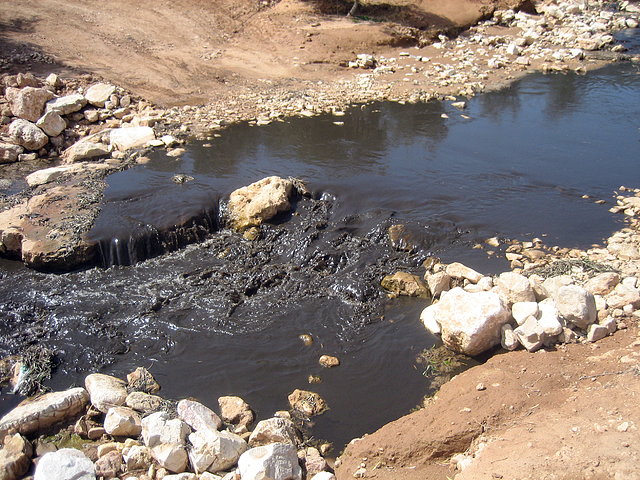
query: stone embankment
[{"left": 0, "top": 367, "right": 334, "bottom": 480}]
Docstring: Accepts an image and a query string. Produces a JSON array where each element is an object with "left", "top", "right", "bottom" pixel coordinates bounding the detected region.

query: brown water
[{"left": 1, "top": 58, "right": 639, "bottom": 450}]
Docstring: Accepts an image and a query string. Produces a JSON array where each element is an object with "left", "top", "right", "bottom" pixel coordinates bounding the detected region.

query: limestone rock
[
  {"left": 141, "top": 411, "right": 190, "bottom": 448},
  {"left": 6, "top": 86, "right": 54, "bottom": 122},
  {"left": 45, "top": 94, "right": 87, "bottom": 115},
  {"left": 164, "top": 474, "right": 198, "bottom": 480},
  {"left": 177, "top": 399, "right": 222, "bottom": 432},
  {"left": 123, "top": 444, "right": 152, "bottom": 471},
  {"left": 127, "top": 366, "right": 161, "bottom": 394},
  {"left": 85, "top": 83, "right": 116, "bottom": 107},
  {"left": 496, "top": 272, "right": 535, "bottom": 307},
  {"left": 8, "top": 119, "right": 48, "bottom": 151},
  {"left": 287, "top": 389, "right": 328, "bottom": 416},
  {"left": 381, "top": 272, "right": 429, "bottom": 297},
  {"left": 238, "top": 443, "right": 302, "bottom": 480},
  {"left": 514, "top": 316, "right": 545, "bottom": 352},
  {"left": 542, "top": 275, "right": 574, "bottom": 299},
  {"left": 501, "top": 323, "right": 519, "bottom": 351},
  {"left": 423, "top": 287, "right": 511, "bottom": 356},
  {"left": 104, "top": 406, "right": 142, "bottom": 437},
  {"left": 25, "top": 166, "right": 73, "bottom": 187},
  {"left": 585, "top": 272, "right": 621, "bottom": 296},
  {"left": 310, "top": 473, "right": 336, "bottom": 480},
  {"left": 36, "top": 111, "right": 66, "bottom": 137},
  {"left": 110, "top": 126, "right": 155, "bottom": 150},
  {"left": 587, "top": 324, "right": 609, "bottom": 342},
  {"left": 33, "top": 448, "right": 96, "bottom": 480},
  {"left": 94, "top": 450, "right": 122, "bottom": 479},
  {"left": 218, "top": 396, "right": 254, "bottom": 432},
  {"left": 302, "top": 447, "right": 327, "bottom": 477},
  {"left": 126, "top": 391, "right": 165, "bottom": 414},
  {"left": 425, "top": 271, "right": 451, "bottom": 298},
  {"left": 248, "top": 417, "right": 299, "bottom": 447},
  {"left": 151, "top": 443, "right": 188, "bottom": 473},
  {"left": 606, "top": 284, "right": 640, "bottom": 309},
  {"left": 445, "top": 262, "right": 483, "bottom": 283},
  {"left": 555, "top": 285, "right": 597, "bottom": 329},
  {"left": 420, "top": 305, "right": 440, "bottom": 335},
  {"left": 387, "top": 224, "right": 420, "bottom": 252},
  {"left": 85, "top": 373, "right": 128, "bottom": 413},
  {"left": 538, "top": 299, "right": 563, "bottom": 336},
  {"left": 63, "top": 140, "right": 110, "bottom": 163},
  {"left": 512, "top": 301, "right": 539, "bottom": 325},
  {"left": 227, "top": 176, "right": 294, "bottom": 231},
  {"left": 0, "top": 387, "right": 88, "bottom": 440},
  {"left": 188, "top": 428, "right": 248, "bottom": 473},
  {"left": 0, "top": 143, "right": 23, "bottom": 164},
  {"left": 45, "top": 73, "right": 63, "bottom": 89},
  {"left": 0, "top": 434, "right": 32, "bottom": 480}
]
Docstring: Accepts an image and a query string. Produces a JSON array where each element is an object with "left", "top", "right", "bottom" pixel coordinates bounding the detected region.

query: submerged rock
[
  {"left": 381, "top": 271, "right": 429, "bottom": 297},
  {"left": 287, "top": 389, "right": 328, "bottom": 416},
  {"left": 227, "top": 176, "right": 294, "bottom": 231}
]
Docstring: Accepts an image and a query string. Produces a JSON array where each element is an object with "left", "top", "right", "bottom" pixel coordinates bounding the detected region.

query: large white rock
[
  {"left": 6, "top": 86, "right": 54, "bottom": 122},
  {"left": 310, "top": 473, "right": 336, "bottom": 480},
  {"left": 555, "top": 285, "right": 597, "bottom": 329},
  {"left": 45, "top": 94, "right": 87, "bottom": 115},
  {"left": 606, "top": 284, "right": 640, "bottom": 309},
  {"left": 511, "top": 301, "right": 539, "bottom": 325},
  {"left": 63, "top": 141, "right": 110, "bottom": 163},
  {"left": 495, "top": 272, "right": 535, "bottom": 306},
  {"left": 110, "top": 126, "right": 155, "bottom": 150},
  {"left": 238, "top": 443, "right": 302, "bottom": 480},
  {"left": 584, "top": 272, "right": 621, "bottom": 296},
  {"left": 425, "top": 271, "right": 451, "bottom": 298},
  {"left": 445, "top": 262, "right": 483, "bottom": 284},
  {"left": 227, "top": 176, "right": 294, "bottom": 231},
  {"left": 188, "top": 428, "right": 248, "bottom": 473},
  {"left": 542, "top": 275, "right": 573, "bottom": 299},
  {"left": 8, "top": 119, "right": 48, "bottom": 151},
  {"left": 151, "top": 443, "right": 188, "bottom": 473},
  {"left": 248, "top": 417, "right": 299, "bottom": 447},
  {"left": 141, "top": 411, "right": 190, "bottom": 448},
  {"left": 0, "top": 387, "right": 88, "bottom": 439},
  {"left": 36, "top": 111, "right": 67, "bottom": 137},
  {"left": 34, "top": 448, "right": 96, "bottom": 480},
  {"left": 537, "top": 299, "right": 563, "bottom": 336},
  {"left": 85, "top": 83, "right": 116, "bottom": 107},
  {"left": 420, "top": 304, "right": 441, "bottom": 335},
  {"left": 26, "top": 166, "right": 73, "bottom": 187},
  {"left": 104, "top": 406, "right": 142, "bottom": 437},
  {"left": 177, "top": 399, "right": 222, "bottom": 433},
  {"left": 422, "top": 287, "right": 511, "bottom": 356},
  {"left": 513, "top": 316, "right": 545, "bottom": 352},
  {"left": 85, "top": 373, "right": 128, "bottom": 413}
]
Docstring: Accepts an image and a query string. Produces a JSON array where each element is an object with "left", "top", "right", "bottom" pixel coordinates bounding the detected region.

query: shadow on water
[{"left": 1, "top": 59, "right": 640, "bottom": 450}]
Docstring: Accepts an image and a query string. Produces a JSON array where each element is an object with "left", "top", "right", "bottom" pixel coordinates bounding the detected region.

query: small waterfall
[{"left": 95, "top": 206, "right": 219, "bottom": 267}]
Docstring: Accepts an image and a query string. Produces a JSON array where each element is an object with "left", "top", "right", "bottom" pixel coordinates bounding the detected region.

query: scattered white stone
[
  {"left": 422, "top": 287, "right": 511, "bottom": 356},
  {"left": 555, "top": 285, "right": 597, "bottom": 329},
  {"left": 238, "top": 443, "right": 302, "bottom": 480},
  {"left": 85, "top": 83, "right": 117, "bottom": 107},
  {"left": 85, "top": 373, "right": 128, "bottom": 413},
  {"left": 104, "top": 406, "right": 142, "bottom": 437},
  {"left": 587, "top": 324, "right": 609, "bottom": 342},
  {"left": 177, "top": 399, "right": 222, "bottom": 432},
  {"left": 110, "top": 126, "right": 156, "bottom": 151},
  {"left": 501, "top": 323, "right": 519, "bottom": 351},
  {"left": 34, "top": 448, "right": 95, "bottom": 480}
]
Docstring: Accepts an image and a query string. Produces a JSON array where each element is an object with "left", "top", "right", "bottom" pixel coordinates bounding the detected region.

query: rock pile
[
  {"left": 0, "top": 368, "right": 334, "bottom": 480},
  {"left": 419, "top": 187, "right": 640, "bottom": 355}
]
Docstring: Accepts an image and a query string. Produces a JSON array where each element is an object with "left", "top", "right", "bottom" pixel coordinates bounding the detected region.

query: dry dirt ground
[
  {"left": 0, "top": 0, "right": 525, "bottom": 105},
  {"left": 2, "top": 1, "right": 640, "bottom": 479}
]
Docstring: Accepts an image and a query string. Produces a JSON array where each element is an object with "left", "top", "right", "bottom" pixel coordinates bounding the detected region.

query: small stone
[
  {"left": 25, "top": 166, "right": 72, "bottom": 187},
  {"left": 514, "top": 316, "right": 545, "bottom": 352},
  {"left": 424, "top": 271, "right": 451, "bottom": 298},
  {"left": 142, "top": 412, "right": 190, "bottom": 448},
  {"left": 151, "top": 443, "right": 188, "bottom": 473},
  {"left": 501, "top": 324, "right": 519, "bottom": 351},
  {"left": 512, "top": 302, "right": 539, "bottom": 325},
  {"left": 177, "top": 399, "right": 222, "bottom": 432},
  {"left": 125, "top": 391, "right": 165, "bottom": 414},
  {"left": 95, "top": 450, "right": 122, "bottom": 478},
  {"left": 124, "top": 445, "right": 152, "bottom": 471},
  {"left": 248, "top": 417, "right": 299, "bottom": 447},
  {"left": 587, "top": 324, "right": 609, "bottom": 343},
  {"left": 45, "top": 94, "right": 87, "bottom": 115},
  {"left": 585, "top": 272, "right": 621, "bottom": 296},
  {"left": 445, "top": 262, "right": 483, "bottom": 283},
  {"left": 127, "top": 367, "right": 160, "bottom": 394},
  {"left": 85, "top": 373, "right": 128, "bottom": 413},
  {"left": 238, "top": 443, "right": 302, "bottom": 480},
  {"left": 104, "top": 406, "right": 142, "bottom": 437},
  {"left": 496, "top": 272, "right": 536, "bottom": 307},
  {"left": 85, "top": 83, "right": 117, "bottom": 107},
  {"left": 36, "top": 111, "right": 66, "bottom": 137},
  {"left": 476, "top": 383, "right": 486, "bottom": 391},
  {"left": 0, "top": 143, "right": 24, "bottom": 164},
  {"left": 110, "top": 126, "right": 156, "bottom": 150},
  {"left": 556, "top": 285, "right": 597, "bottom": 329},
  {"left": 218, "top": 396, "right": 254, "bottom": 432},
  {"left": 319, "top": 355, "right": 340, "bottom": 368},
  {"left": 381, "top": 272, "right": 429, "bottom": 297}
]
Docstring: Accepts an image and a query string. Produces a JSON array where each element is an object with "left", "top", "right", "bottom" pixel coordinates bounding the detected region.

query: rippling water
[{"left": 1, "top": 58, "right": 639, "bottom": 450}]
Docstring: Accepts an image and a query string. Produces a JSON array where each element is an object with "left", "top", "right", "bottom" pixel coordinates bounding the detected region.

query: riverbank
[{"left": 1, "top": 1, "right": 640, "bottom": 479}]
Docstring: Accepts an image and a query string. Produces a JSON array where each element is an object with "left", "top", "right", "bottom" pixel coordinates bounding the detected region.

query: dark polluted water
[{"left": 1, "top": 60, "right": 640, "bottom": 451}]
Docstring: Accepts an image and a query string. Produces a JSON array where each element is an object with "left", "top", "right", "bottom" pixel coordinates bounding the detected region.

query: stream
[{"left": 1, "top": 58, "right": 639, "bottom": 451}]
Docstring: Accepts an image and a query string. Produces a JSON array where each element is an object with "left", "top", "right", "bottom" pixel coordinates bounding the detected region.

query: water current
[{"left": 1, "top": 57, "right": 639, "bottom": 451}]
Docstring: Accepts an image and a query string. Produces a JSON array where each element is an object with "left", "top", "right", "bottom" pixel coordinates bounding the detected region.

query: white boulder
[
  {"left": 248, "top": 417, "right": 299, "bottom": 447},
  {"left": 141, "top": 411, "right": 190, "bottom": 448},
  {"left": 34, "top": 448, "right": 95, "bottom": 480},
  {"left": 511, "top": 301, "right": 539, "bottom": 325},
  {"left": 36, "top": 111, "right": 67, "bottom": 137},
  {"left": 26, "top": 166, "right": 73, "bottom": 187},
  {"left": 151, "top": 443, "right": 188, "bottom": 473},
  {"left": 555, "top": 285, "right": 597, "bottom": 329},
  {"left": 422, "top": 287, "right": 511, "bottom": 356},
  {"left": 177, "top": 399, "right": 222, "bottom": 432},
  {"left": 495, "top": 272, "right": 535, "bottom": 306},
  {"left": 85, "top": 83, "right": 116, "bottom": 107},
  {"left": 110, "top": 126, "right": 156, "bottom": 150},
  {"left": 8, "top": 119, "right": 48, "bottom": 151},
  {"left": 6, "top": 86, "right": 54, "bottom": 122},
  {"left": 584, "top": 272, "right": 621, "bottom": 296},
  {"left": 238, "top": 443, "right": 302, "bottom": 480},
  {"left": 85, "top": 373, "right": 128, "bottom": 413},
  {"left": 227, "top": 176, "right": 294, "bottom": 231},
  {"left": 514, "top": 316, "right": 545, "bottom": 352},
  {"left": 188, "top": 428, "right": 248, "bottom": 473},
  {"left": 445, "top": 262, "right": 483, "bottom": 284},
  {"left": 104, "top": 406, "right": 142, "bottom": 437},
  {"left": 425, "top": 271, "right": 451, "bottom": 298},
  {"left": 45, "top": 94, "right": 87, "bottom": 115}
]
